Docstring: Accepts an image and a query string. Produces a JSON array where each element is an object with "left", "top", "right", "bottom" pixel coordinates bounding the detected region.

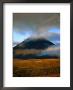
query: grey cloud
[
  {"left": 13, "top": 13, "right": 60, "bottom": 32},
  {"left": 13, "top": 13, "right": 60, "bottom": 48},
  {"left": 41, "top": 45, "right": 60, "bottom": 56}
]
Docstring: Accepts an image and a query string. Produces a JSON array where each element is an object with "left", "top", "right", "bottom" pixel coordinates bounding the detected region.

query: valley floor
[{"left": 13, "top": 58, "right": 60, "bottom": 77}]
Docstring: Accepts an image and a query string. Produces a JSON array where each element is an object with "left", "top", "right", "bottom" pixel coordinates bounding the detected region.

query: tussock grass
[{"left": 13, "top": 59, "right": 60, "bottom": 77}]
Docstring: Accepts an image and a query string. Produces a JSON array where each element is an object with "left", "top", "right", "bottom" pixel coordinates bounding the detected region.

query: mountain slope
[
  {"left": 14, "top": 38, "right": 55, "bottom": 50},
  {"left": 13, "top": 38, "right": 59, "bottom": 59}
]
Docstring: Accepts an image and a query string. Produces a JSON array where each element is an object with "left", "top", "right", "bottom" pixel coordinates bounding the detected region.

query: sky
[{"left": 13, "top": 13, "right": 60, "bottom": 56}]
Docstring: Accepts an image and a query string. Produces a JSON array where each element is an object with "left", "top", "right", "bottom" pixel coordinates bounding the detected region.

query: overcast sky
[{"left": 13, "top": 13, "right": 60, "bottom": 56}]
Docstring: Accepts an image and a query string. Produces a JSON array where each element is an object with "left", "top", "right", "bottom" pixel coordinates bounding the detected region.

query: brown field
[{"left": 13, "top": 58, "right": 60, "bottom": 77}]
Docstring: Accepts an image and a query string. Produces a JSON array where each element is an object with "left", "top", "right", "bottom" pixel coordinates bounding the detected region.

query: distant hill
[{"left": 13, "top": 54, "right": 59, "bottom": 59}]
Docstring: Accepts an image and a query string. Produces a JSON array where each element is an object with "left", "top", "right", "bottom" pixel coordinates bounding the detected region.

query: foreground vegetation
[{"left": 13, "top": 59, "right": 60, "bottom": 77}]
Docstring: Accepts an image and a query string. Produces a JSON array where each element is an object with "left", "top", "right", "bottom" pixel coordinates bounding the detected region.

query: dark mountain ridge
[
  {"left": 13, "top": 38, "right": 59, "bottom": 59},
  {"left": 14, "top": 38, "right": 55, "bottom": 50}
]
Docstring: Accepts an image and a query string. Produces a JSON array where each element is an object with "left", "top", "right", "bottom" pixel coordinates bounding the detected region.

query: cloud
[
  {"left": 13, "top": 13, "right": 60, "bottom": 33},
  {"left": 40, "top": 45, "right": 60, "bottom": 56},
  {"left": 13, "top": 13, "right": 60, "bottom": 47}
]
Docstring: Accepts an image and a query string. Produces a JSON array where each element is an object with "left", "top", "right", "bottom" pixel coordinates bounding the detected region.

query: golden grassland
[{"left": 13, "top": 58, "right": 60, "bottom": 77}]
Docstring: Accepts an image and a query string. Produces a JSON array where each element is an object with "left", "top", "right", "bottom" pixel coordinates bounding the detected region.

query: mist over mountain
[
  {"left": 13, "top": 13, "right": 60, "bottom": 47},
  {"left": 13, "top": 38, "right": 60, "bottom": 59},
  {"left": 13, "top": 13, "right": 60, "bottom": 59}
]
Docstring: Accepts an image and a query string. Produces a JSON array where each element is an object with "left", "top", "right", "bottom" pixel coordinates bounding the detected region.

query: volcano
[
  {"left": 13, "top": 38, "right": 57, "bottom": 59},
  {"left": 14, "top": 38, "right": 55, "bottom": 50}
]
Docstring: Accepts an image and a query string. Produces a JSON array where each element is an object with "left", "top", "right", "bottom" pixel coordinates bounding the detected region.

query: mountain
[
  {"left": 13, "top": 38, "right": 59, "bottom": 59},
  {"left": 14, "top": 38, "right": 55, "bottom": 50}
]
